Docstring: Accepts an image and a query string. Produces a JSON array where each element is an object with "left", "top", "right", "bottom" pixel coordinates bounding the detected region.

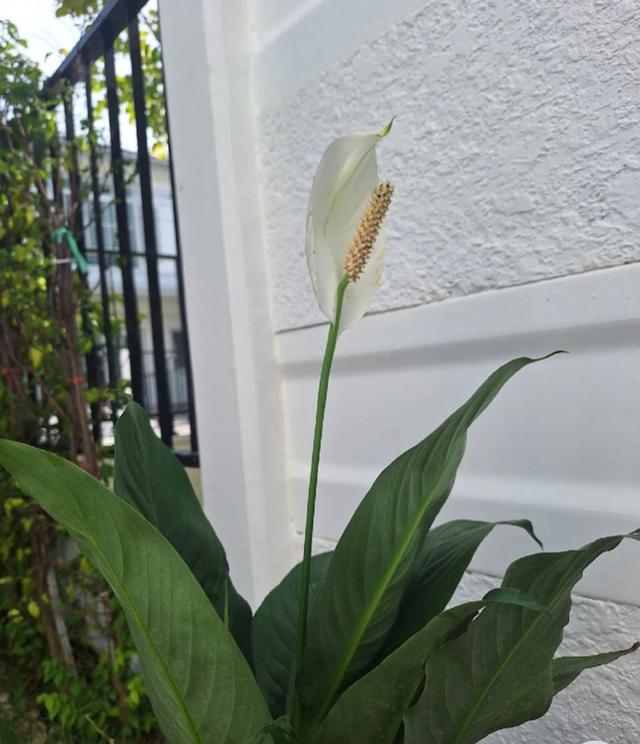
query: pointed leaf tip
[
  {"left": 528, "top": 350, "right": 568, "bottom": 363},
  {"left": 552, "top": 640, "right": 640, "bottom": 695},
  {"left": 379, "top": 117, "right": 396, "bottom": 137},
  {"left": 546, "top": 349, "right": 568, "bottom": 358},
  {"left": 496, "top": 519, "right": 543, "bottom": 550}
]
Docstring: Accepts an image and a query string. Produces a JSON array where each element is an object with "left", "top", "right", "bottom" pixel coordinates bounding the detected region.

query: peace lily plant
[{"left": 0, "top": 124, "right": 638, "bottom": 744}]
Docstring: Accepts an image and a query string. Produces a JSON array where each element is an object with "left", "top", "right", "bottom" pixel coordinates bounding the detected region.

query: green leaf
[
  {"left": 114, "top": 401, "right": 252, "bottom": 662},
  {"left": 253, "top": 553, "right": 332, "bottom": 717},
  {"left": 311, "top": 603, "right": 483, "bottom": 744},
  {"left": 296, "top": 355, "right": 556, "bottom": 731},
  {"left": 0, "top": 441, "right": 271, "bottom": 744},
  {"left": 553, "top": 642, "right": 640, "bottom": 694},
  {"left": 312, "top": 590, "right": 547, "bottom": 744},
  {"left": 481, "top": 587, "right": 553, "bottom": 616},
  {"left": 381, "top": 518, "right": 542, "bottom": 656},
  {"left": 404, "top": 532, "right": 640, "bottom": 744}
]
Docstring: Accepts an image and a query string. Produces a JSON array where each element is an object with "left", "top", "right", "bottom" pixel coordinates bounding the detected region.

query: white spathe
[{"left": 305, "top": 129, "right": 388, "bottom": 332}]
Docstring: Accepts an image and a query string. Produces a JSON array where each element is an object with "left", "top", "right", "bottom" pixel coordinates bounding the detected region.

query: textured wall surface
[
  {"left": 454, "top": 572, "right": 640, "bottom": 744},
  {"left": 258, "top": 0, "right": 640, "bottom": 332}
]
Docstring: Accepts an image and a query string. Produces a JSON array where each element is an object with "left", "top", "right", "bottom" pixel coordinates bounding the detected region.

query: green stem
[{"left": 292, "top": 274, "right": 349, "bottom": 721}]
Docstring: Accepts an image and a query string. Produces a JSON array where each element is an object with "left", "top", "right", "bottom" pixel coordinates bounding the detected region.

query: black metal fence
[{"left": 45, "top": 0, "right": 198, "bottom": 465}]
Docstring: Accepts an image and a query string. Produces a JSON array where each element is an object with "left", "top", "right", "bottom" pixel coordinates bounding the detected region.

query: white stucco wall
[
  {"left": 253, "top": 1, "right": 640, "bottom": 741},
  {"left": 258, "top": 0, "right": 640, "bottom": 332}
]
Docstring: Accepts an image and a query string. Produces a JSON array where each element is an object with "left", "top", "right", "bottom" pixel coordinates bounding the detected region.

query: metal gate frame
[{"left": 46, "top": 0, "right": 198, "bottom": 465}]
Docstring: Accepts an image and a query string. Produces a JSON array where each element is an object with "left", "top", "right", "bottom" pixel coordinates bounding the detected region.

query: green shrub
[{"left": 0, "top": 20, "right": 159, "bottom": 741}]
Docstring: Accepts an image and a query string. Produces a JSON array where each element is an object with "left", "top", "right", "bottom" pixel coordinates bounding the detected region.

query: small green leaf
[{"left": 553, "top": 642, "right": 640, "bottom": 694}]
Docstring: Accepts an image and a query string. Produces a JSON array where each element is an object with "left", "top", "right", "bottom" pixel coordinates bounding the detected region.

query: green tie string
[{"left": 51, "top": 227, "right": 89, "bottom": 275}]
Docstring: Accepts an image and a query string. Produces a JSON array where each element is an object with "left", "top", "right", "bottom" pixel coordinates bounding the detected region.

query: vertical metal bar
[
  {"left": 85, "top": 72, "right": 118, "bottom": 392},
  {"left": 159, "top": 45, "right": 199, "bottom": 456},
  {"left": 104, "top": 44, "right": 145, "bottom": 404},
  {"left": 64, "top": 94, "right": 102, "bottom": 442},
  {"left": 63, "top": 98, "right": 82, "bottom": 238},
  {"left": 128, "top": 15, "right": 173, "bottom": 445},
  {"left": 32, "top": 147, "right": 51, "bottom": 260},
  {"left": 50, "top": 136, "right": 63, "bottom": 215}
]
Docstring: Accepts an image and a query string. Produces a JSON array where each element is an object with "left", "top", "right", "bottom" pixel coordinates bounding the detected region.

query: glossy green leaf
[
  {"left": 311, "top": 603, "right": 483, "bottom": 744},
  {"left": 381, "top": 518, "right": 542, "bottom": 656},
  {"left": 0, "top": 441, "right": 271, "bottom": 744},
  {"left": 553, "top": 642, "right": 639, "bottom": 694},
  {"left": 481, "top": 587, "right": 552, "bottom": 615},
  {"left": 253, "top": 553, "right": 332, "bottom": 717},
  {"left": 310, "top": 588, "right": 547, "bottom": 744},
  {"left": 296, "top": 355, "right": 556, "bottom": 730},
  {"left": 114, "top": 401, "right": 252, "bottom": 661},
  {"left": 404, "top": 532, "right": 640, "bottom": 744}
]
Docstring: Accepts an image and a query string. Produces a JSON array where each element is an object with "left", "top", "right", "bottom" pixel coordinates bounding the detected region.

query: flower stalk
[
  {"left": 293, "top": 273, "right": 349, "bottom": 711},
  {"left": 292, "top": 123, "right": 394, "bottom": 724}
]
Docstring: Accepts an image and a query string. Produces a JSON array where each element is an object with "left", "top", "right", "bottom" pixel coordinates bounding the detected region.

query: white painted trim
[
  {"left": 277, "top": 265, "right": 640, "bottom": 604},
  {"left": 278, "top": 264, "right": 639, "bottom": 365},
  {"left": 159, "top": 0, "right": 293, "bottom": 606}
]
